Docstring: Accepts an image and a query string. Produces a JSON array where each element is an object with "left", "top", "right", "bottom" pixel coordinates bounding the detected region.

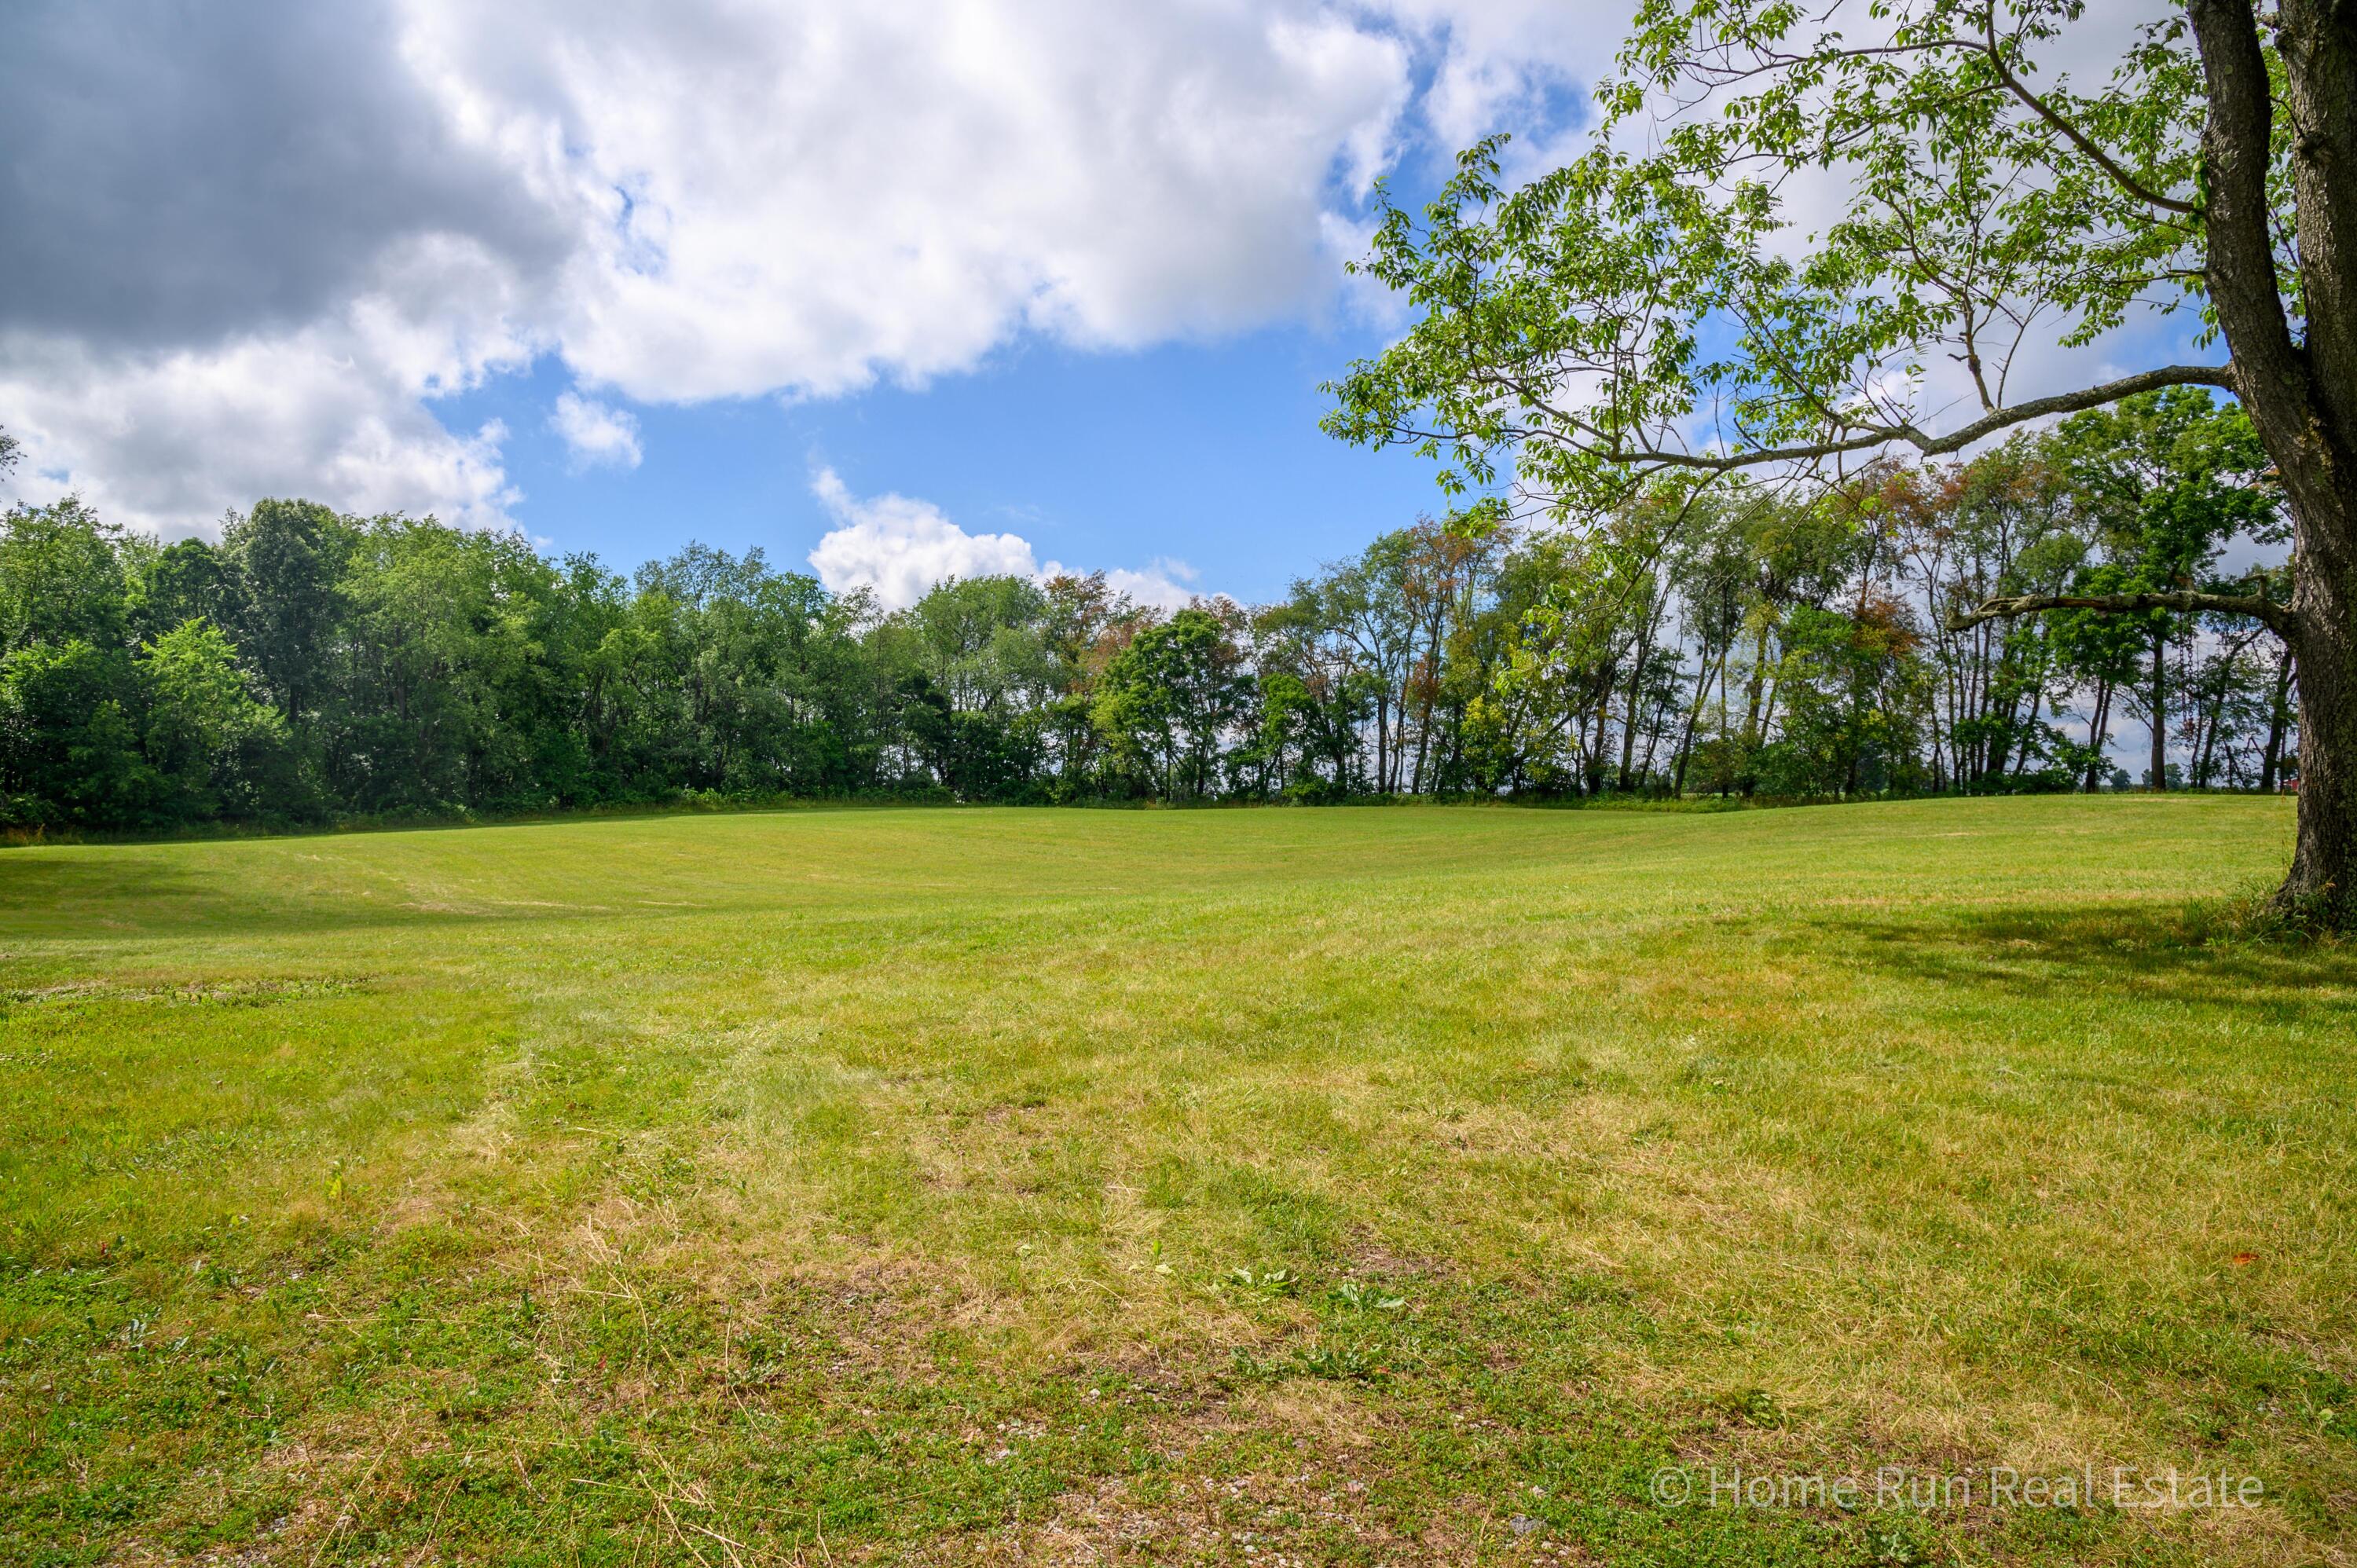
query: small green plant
[
  {"left": 1864, "top": 1520, "right": 1934, "bottom": 1566},
  {"left": 1226, "top": 1265, "right": 1298, "bottom": 1297},
  {"left": 1329, "top": 1280, "right": 1405, "bottom": 1313},
  {"left": 1714, "top": 1387, "right": 1784, "bottom": 1427},
  {"left": 1294, "top": 1339, "right": 1386, "bottom": 1381}
]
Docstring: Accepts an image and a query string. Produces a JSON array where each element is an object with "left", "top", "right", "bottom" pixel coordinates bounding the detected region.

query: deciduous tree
[{"left": 1327, "top": 0, "right": 2357, "bottom": 921}]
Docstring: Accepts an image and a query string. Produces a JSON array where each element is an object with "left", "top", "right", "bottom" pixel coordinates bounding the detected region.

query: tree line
[{"left": 0, "top": 387, "right": 2294, "bottom": 833}]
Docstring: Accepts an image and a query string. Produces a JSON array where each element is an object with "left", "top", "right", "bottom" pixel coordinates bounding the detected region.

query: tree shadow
[
  {"left": 1807, "top": 901, "right": 2357, "bottom": 1029},
  {"left": 0, "top": 852, "right": 515, "bottom": 940}
]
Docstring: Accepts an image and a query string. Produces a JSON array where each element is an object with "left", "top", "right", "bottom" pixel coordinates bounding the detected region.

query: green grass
[{"left": 2, "top": 796, "right": 2351, "bottom": 1565}]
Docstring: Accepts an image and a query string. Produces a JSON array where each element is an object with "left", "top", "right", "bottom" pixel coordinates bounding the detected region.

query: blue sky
[{"left": 434, "top": 313, "right": 1440, "bottom": 606}]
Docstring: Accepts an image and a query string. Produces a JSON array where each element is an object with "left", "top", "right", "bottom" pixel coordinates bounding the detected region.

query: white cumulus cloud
[
  {"left": 807, "top": 468, "right": 1042, "bottom": 610},
  {"left": 1101, "top": 560, "right": 1202, "bottom": 614},
  {"left": 548, "top": 391, "right": 642, "bottom": 471},
  {"left": 398, "top": 0, "right": 1419, "bottom": 403},
  {"left": 0, "top": 316, "right": 522, "bottom": 539},
  {"left": 807, "top": 469, "right": 1203, "bottom": 614}
]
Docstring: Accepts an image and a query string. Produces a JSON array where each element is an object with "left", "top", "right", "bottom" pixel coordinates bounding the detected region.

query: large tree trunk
[
  {"left": 2191, "top": 0, "right": 2357, "bottom": 921},
  {"left": 2281, "top": 558, "right": 2357, "bottom": 915},
  {"left": 1585, "top": 663, "right": 1615, "bottom": 796},
  {"left": 1670, "top": 642, "right": 1722, "bottom": 796}
]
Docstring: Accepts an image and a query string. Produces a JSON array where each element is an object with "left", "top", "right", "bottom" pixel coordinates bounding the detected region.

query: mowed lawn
[{"left": 2, "top": 798, "right": 2352, "bottom": 1566}]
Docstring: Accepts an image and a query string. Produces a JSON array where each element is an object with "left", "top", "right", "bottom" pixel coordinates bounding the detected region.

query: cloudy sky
[
  {"left": 2, "top": 0, "right": 2197, "bottom": 610},
  {"left": 1, "top": 0, "right": 1622, "bottom": 606}
]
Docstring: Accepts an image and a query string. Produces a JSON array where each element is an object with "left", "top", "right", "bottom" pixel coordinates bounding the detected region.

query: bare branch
[
  {"left": 1945, "top": 588, "right": 2293, "bottom": 639},
  {"left": 1511, "top": 363, "right": 2240, "bottom": 473}
]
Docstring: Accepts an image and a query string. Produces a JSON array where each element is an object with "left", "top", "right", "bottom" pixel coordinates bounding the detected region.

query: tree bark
[
  {"left": 2187, "top": 650, "right": 2206, "bottom": 787},
  {"left": 1619, "top": 588, "right": 1659, "bottom": 792},
  {"left": 2014, "top": 676, "right": 2046, "bottom": 782},
  {"left": 2189, "top": 0, "right": 2357, "bottom": 919},
  {"left": 1582, "top": 672, "right": 1607, "bottom": 796},
  {"left": 1671, "top": 640, "right": 1724, "bottom": 796},
  {"left": 2085, "top": 677, "right": 2113, "bottom": 793},
  {"left": 1739, "top": 624, "right": 1771, "bottom": 746},
  {"left": 2261, "top": 647, "right": 2296, "bottom": 793}
]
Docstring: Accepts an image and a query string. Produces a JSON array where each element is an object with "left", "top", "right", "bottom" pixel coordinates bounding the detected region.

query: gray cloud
[{"left": 0, "top": 0, "right": 568, "bottom": 349}]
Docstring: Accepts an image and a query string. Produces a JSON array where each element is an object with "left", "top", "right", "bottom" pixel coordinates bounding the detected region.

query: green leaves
[
  {"left": 1092, "top": 607, "right": 1249, "bottom": 801},
  {"left": 1325, "top": 1, "right": 2252, "bottom": 526}
]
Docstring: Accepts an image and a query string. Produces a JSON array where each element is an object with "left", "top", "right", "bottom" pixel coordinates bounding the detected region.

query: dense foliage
[{"left": 0, "top": 391, "right": 2294, "bottom": 833}]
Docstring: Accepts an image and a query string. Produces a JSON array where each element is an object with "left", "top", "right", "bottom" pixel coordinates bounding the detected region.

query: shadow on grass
[
  {"left": 1807, "top": 901, "right": 2357, "bottom": 1027},
  {"left": 0, "top": 853, "right": 497, "bottom": 940}
]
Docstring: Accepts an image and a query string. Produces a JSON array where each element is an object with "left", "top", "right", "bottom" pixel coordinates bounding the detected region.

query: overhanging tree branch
[
  {"left": 1662, "top": 26, "right": 2201, "bottom": 215},
  {"left": 1506, "top": 363, "right": 2242, "bottom": 473},
  {"left": 1945, "top": 588, "right": 2293, "bottom": 639},
  {"left": 1974, "top": 8, "right": 2200, "bottom": 217}
]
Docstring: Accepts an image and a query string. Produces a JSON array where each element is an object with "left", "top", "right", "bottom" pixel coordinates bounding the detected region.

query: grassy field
[{"left": 2, "top": 797, "right": 2352, "bottom": 1566}]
